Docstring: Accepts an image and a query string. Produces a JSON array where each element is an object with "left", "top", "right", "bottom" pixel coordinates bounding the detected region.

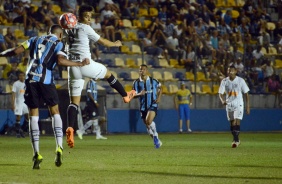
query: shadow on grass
[{"left": 128, "top": 171, "right": 282, "bottom": 180}]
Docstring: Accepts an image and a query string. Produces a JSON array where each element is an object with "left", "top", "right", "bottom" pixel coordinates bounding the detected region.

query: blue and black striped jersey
[
  {"left": 21, "top": 34, "right": 66, "bottom": 84},
  {"left": 86, "top": 79, "right": 97, "bottom": 102},
  {"left": 133, "top": 76, "right": 161, "bottom": 111}
]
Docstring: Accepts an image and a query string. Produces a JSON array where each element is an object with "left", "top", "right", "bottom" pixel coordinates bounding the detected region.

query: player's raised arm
[
  {"left": 0, "top": 45, "right": 25, "bottom": 57},
  {"left": 98, "top": 37, "right": 122, "bottom": 47}
]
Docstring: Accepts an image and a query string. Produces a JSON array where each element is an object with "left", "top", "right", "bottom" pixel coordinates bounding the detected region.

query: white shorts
[
  {"left": 14, "top": 103, "right": 29, "bottom": 116},
  {"left": 68, "top": 59, "right": 107, "bottom": 96},
  {"left": 226, "top": 104, "right": 244, "bottom": 121}
]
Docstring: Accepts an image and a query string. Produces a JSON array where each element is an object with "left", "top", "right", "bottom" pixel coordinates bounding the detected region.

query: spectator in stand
[
  {"left": 273, "top": 20, "right": 282, "bottom": 44},
  {"left": 142, "top": 30, "right": 164, "bottom": 59},
  {"left": 11, "top": 1, "right": 28, "bottom": 30},
  {"left": 252, "top": 45, "right": 264, "bottom": 65},
  {"left": 150, "top": 17, "right": 165, "bottom": 35},
  {"left": 257, "top": 19, "right": 270, "bottom": 50},
  {"left": 183, "top": 6, "right": 197, "bottom": 29},
  {"left": 118, "top": 0, "right": 138, "bottom": 20},
  {"left": 266, "top": 74, "right": 280, "bottom": 93},
  {"left": 243, "top": 0, "right": 256, "bottom": 18},
  {"left": 199, "top": 5, "right": 211, "bottom": 24},
  {"left": 61, "top": 0, "right": 78, "bottom": 14},
  {"left": 0, "top": 29, "right": 7, "bottom": 52},
  {"left": 166, "top": 31, "right": 180, "bottom": 60},
  {"left": 158, "top": 4, "right": 168, "bottom": 24},
  {"left": 181, "top": 44, "right": 195, "bottom": 72},
  {"left": 223, "top": 9, "right": 232, "bottom": 25},
  {"left": 230, "top": 45, "right": 243, "bottom": 61},
  {"left": 163, "top": 18, "right": 175, "bottom": 37},
  {"left": 195, "top": 18, "right": 207, "bottom": 37},
  {"left": 18, "top": 57, "right": 28, "bottom": 73},
  {"left": 261, "top": 59, "right": 275, "bottom": 81},
  {"left": 4, "top": 27, "right": 18, "bottom": 49}
]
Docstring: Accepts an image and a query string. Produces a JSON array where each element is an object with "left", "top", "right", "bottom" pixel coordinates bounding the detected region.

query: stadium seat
[
  {"left": 175, "top": 72, "right": 185, "bottom": 81},
  {"left": 261, "top": 47, "right": 267, "bottom": 55},
  {"left": 268, "top": 47, "right": 277, "bottom": 55},
  {"left": 52, "top": 4, "right": 62, "bottom": 14},
  {"left": 114, "top": 58, "right": 125, "bottom": 67},
  {"left": 120, "top": 31, "right": 128, "bottom": 41},
  {"left": 124, "top": 84, "right": 133, "bottom": 91},
  {"left": 0, "top": 57, "right": 8, "bottom": 65},
  {"left": 14, "top": 29, "right": 28, "bottom": 39},
  {"left": 137, "top": 58, "right": 146, "bottom": 66},
  {"left": 231, "top": 10, "right": 239, "bottom": 19},
  {"left": 158, "top": 58, "right": 172, "bottom": 68},
  {"left": 202, "top": 84, "right": 212, "bottom": 94},
  {"left": 163, "top": 71, "right": 178, "bottom": 81},
  {"left": 191, "top": 84, "right": 203, "bottom": 94},
  {"left": 122, "top": 19, "right": 133, "bottom": 28},
  {"left": 5, "top": 84, "right": 12, "bottom": 93},
  {"left": 185, "top": 72, "right": 195, "bottom": 81},
  {"left": 130, "top": 71, "right": 139, "bottom": 80},
  {"left": 62, "top": 70, "right": 68, "bottom": 79},
  {"left": 131, "top": 45, "right": 142, "bottom": 54},
  {"left": 121, "top": 45, "right": 131, "bottom": 54},
  {"left": 149, "top": 8, "right": 158, "bottom": 17},
  {"left": 138, "top": 8, "right": 149, "bottom": 17},
  {"left": 212, "top": 84, "right": 219, "bottom": 95},
  {"left": 152, "top": 71, "right": 163, "bottom": 81},
  {"left": 161, "top": 85, "right": 169, "bottom": 94},
  {"left": 128, "top": 32, "right": 138, "bottom": 41},
  {"left": 274, "top": 59, "right": 282, "bottom": 69},
  {"left": 143, "top": 19, "right": 152, "bottom": 29},
  {"left": 133, "top": 19, "right": 142, "bottom": 29},
  {"left": 109, "top": 70, "right": 118, "bottom": 78},
  {"left": 119, "top": 71, "right": 130, "bottom": 80},
  {"left": 266, "top": 22, "right": 276, "bottom": 31},
  {"left": 196, "top": 71, "right": 210, "bottom": 82},
  {"left": 126, "top": 58, "right": 138, "bottom": 68},
  {"left": 168, "top": 84, "right": 178, "bottom": 94}
]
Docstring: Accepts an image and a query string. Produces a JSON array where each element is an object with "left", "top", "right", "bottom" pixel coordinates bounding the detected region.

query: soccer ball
[{"left": 59, "top": 13, "right": 77, "bottom": 29}]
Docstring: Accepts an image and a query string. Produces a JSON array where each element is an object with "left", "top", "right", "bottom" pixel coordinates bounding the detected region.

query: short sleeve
[
  {"left": 86, "top": 25, "right": 101, "bottom": 42},
  {"left": 241, "top": 78, "right": 250, "bottom": 93},
  {"left": 21, "top": 37, "right": 36, "bottom": 50},
  {"left": 54, "top": 42, "right": 67, "bottom": 57},
  {"left": 218, "top": 79, "right": 226, "bottom": 94}
]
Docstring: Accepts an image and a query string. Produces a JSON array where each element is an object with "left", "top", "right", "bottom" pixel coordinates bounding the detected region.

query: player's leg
[
  {"left": 22, "top": 104, "right": 29, "bottom": 133},
  {"left": 24, "top": 81, "right": 43, "bottom": 169},
  {"left": 67, "top": 74, "right": 85, "bottom": 147},
  {"left": 227, "top": 111, "right": 237, "bottom": 148},
  {"left": 49, "top": 104, "right": 63, "bottom": 167},
  {"left": 233, "top": 106, "right": 244, "bottom": 146},
  {"left": 146, "top": 109, "right": 162, "bottom": 148},
  {"left": 184, "top": 104, "right": 192, "bottom": 132},
  {"left": 141, "top": 111, "right": 153, "bottom": 138},
  {"left": 41, "top": 83, "right": 63, "bottom": 166},
  {"left": 80, "top": 60, "right": 135, "bottom": 103},
  {"left": 76, "top": 103, "right": 93, "bottom": 139},
  {"left": 178, "top": 105, "right": 183, "bottom": 133}
]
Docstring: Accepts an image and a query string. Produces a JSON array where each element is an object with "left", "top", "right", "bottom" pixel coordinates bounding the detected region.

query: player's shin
[
  {"left": 107, "top": 74, "right": 127, "bottom": 97},
  {"left": 67, "top": 103, "right": 78, "bottom": 128},
  {"left": 149, "top": 121, "right": 158, "bottom": 137},
  {"left": 29, "top": 116, "right": 40, "bottom": 154},
  {"left": 52, "top": 114, "right": 63, "bottom": 149}
]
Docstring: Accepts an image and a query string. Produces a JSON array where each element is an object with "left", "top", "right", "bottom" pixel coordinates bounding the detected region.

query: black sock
[
  {"left": 231, "top": 125, "right": 236, "bottom": 141},
  {"left": 15, "top": 122, "right": 20, "bottom": 134},
  {"left": 234, "top": 125, "right": 240, "bottom": 142},
  {"left": 107, "top": 74, "right": 127, "bottom": 97},
  {"left": 67, "top": 103, "right": 78, "bottom": 128}
]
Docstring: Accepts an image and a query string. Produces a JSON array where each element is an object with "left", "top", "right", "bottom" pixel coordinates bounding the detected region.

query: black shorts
[
  {"left": 140, "top": 106, "right": 158, "bottom": 119},
  {"left": 24, "top": 80, "right": 59, "bottom": 109},
  {"left": 84, "top": 100, "right": 99, "bottom": 119}
]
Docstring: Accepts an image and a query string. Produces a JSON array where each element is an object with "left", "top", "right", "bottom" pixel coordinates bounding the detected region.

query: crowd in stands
[{"left": 0, "top": 0, "right": 282, "bottom": 107}]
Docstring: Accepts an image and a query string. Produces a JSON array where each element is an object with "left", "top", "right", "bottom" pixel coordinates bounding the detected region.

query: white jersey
[
  {"left": 219, "top": 76, "right": 249, "bottom": 109},
  {"left": 12, "top": 80, "right": 26, "bottom": 105},
  {"left": 67, "top": 23, "right": 101, "bottom": 60}
]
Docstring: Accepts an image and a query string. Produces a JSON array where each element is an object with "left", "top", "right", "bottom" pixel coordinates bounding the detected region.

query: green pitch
[{"left": 0, "top": 133, "right": 281, "bottom": 184}]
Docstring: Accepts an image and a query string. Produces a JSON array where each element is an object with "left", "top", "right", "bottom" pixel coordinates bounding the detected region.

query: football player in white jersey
[
  {"left": 64, "top": 5, "right": 136, "bottom": 148},
  {"left": 219, "top": 65, "right": 250, "bottom": 148},
  {"left": 12, "top": 71, "right": 28, "bottom": 138}
]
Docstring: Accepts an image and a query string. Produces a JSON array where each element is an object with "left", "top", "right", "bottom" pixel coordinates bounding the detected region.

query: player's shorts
[
  {"left": 24, "top": 80, "right": 59, "bottom": 109},
  {"left": 68, "top": 59, "right": 107, "bottom": 96},
  {"left": 226, "top": 104, "right": 244, "bottom": 121},
  {"left": 14, "top": 102, "right": 28, "bottom": 116},
  {"left": 140, "top": 106, "right": 158, "bottom": 119},
  {"left": 178, "top": 104, "right": 190, "bottom": 120},
  {"left": 84, "top": 100, "right": 99, "bottom": 120}
]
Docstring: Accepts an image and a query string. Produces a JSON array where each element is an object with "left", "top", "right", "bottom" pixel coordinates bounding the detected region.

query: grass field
[{"left": 0, "top": 133, "right": 281, "bottom": 184}]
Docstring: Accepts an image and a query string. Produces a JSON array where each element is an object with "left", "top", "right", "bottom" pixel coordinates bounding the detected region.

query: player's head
[
  {"left": 139, "top": 64, "right": 148, "bottom": 77},
  {"left": 180, "top": 82, "right": 186, "bottom": 89},
  {"left": 17, "top": 71, "right": 25, "bottom": 82},
  {"left": 78, "top": 5, "right": 94, "bottom": 25},
  {"left": 228, "top": 64, "right": 237, "bottom": 79},
  {"left": 49, "top": 24, "right": 64, "bottom": 40}
]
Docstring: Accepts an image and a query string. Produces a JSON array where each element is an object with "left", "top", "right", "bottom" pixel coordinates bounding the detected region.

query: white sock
[
  {"left": 82, "top": 120, "right": 95, "bottom": 132},
  {"left": 52, "top": 114, "right": 63, "bottom": 149},
  {"left": 150, "top": 121, "right": 158, "bottom": 137},
  {"left": 29, "top": 116, "right": 40, "bottom": 154},
  {"left": 147, "top": 128, "right": 153, "bottom": 136},
  {"left": 93, "top": 119, "right": 101, "bottom": 137}
]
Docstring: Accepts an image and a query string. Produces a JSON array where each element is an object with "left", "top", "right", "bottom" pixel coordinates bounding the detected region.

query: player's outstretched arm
[
  {"left": 245, "top": 93, "right": 250, "bottom": 114},
  {"left": 57, "top": 55, "right": 90, "bottom": 67},
  {"left": 0, "top": 46, "right": 25, "bottom": 57},
  {"left": 98, "top": 37, "right": 122, "bottom": 47}
]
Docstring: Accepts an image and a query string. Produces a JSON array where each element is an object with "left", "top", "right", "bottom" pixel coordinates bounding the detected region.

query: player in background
[
  {"left": 11, "top": 71, "right": 29, "bottom": 138},
  {"left": 64, "top": 5, "right": 136, "bottom": 148},
  {"left": 133, "top": 64, "right": 162, "bottom": 148},
  {"left": 76, "top": 79, "right": 107, "bottom": 140},
  {"left": 219, "top": 65, "right": 250, "bottom": 148},
  {"left": 174, "top": 82, "right": 193, "bottom": 133},
  {"left": 0, "top": 24, "right": 89, "bottom": 169}
]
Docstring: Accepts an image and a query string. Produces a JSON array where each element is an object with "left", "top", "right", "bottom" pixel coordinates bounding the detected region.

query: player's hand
[
  {"left": 154, "top": 98, "right": 160, "bottom": 104},
  {"left": 81, "top": 58, "right": 90, "bottom": 66},
  {"left": 114, "top": 40, "right": 122, "bottom": 47}
]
